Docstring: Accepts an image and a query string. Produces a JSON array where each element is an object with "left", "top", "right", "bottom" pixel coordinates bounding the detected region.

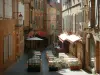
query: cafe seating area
[
  {"left": 46, "top": 50, "right": 68, "bottom": 71},
  {"left": 26, "top": 47, "right": 81, "bottom": 72},
  {"left": 46, "top": 49, "right": 81, "bottom": 71},
  {"left": 58, "top": 53, "right": 81, "bottom": 70},
  {"left": 27, "top": 51, "right": 42, "bottom": 72}
]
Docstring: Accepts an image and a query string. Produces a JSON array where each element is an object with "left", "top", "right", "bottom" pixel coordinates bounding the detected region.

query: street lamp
[
  {"left": 13, "top": 12, "right": 23, "bottom": 26},
  {"left": 18, "top": 12, "right": 23, "bottom": 26}
]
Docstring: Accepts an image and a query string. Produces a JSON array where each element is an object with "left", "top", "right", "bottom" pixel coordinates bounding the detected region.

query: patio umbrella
[
  {"left": 26, "top": 37, "right": 43, "bottom": 50},
  {"left": 26, "top": 37, "right": 43, "bottom": 41}
]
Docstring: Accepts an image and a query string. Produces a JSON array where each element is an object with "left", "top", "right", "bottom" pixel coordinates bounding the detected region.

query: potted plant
[
  {"left": 69, "top": 61, "right": 80, "bottom": 70},
  {"left": 27, "top": 58, "right": 41, "bottom": 72}
]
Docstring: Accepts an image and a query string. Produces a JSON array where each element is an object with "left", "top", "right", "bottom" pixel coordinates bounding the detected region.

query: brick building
[
  {"left": 61, "top": 0, "right": 100, "bottom": 73},
  {"left": 0, "top": 0, "right": 24, "bottom": 72}
]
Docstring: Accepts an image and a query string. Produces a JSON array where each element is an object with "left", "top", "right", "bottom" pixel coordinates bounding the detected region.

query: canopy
[
  {"left": 27, "top": 30, "right": 47, "bottom": 38},
  {"left": 26, "top": 37, "right": 43, "bottom": 41},
  {"left": 58, "top": 33, "right": 81, "bottom": 43},
  {"left": 37, "top": 31, "right": 47, "bottom": 37},
  {"left": 58, "top": 33, "right": 68, "bottom": 42},
  {"left": 66, "top": 34, "right": 81, "bottom": 43}
]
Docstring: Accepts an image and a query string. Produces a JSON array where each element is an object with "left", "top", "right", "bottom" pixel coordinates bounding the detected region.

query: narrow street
[
  {"left": 0, "top": 0, "right": 100, "bottom": 74},
  {"left": 4, "top": 45, "right": 92, "bottom": 75}
]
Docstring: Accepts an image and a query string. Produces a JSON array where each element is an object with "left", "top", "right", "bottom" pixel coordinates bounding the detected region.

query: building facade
[
  {"left": 0, "top": 0, "right": 24, "bottom": 72},
  {"left": 24, "top": 0, "right": 44, "bottom": 31},
  {"left": 61, "top": 0, "right": 84, "bottom": 68},
  {"left": 83, "top": 0, "right": 100, "bottom": 73},
  {"left": 61, "top": 0, "right": 100, "bottom": 73},
  {"left": 45, "top": 0, "right": 62, "bottom": 44}
]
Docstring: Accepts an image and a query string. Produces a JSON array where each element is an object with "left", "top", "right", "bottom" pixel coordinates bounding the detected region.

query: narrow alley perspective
[
  {"left": 0, "top": 0, "right": 100, "bottom": 75},
  {"left": 4, "top": 45, "right": 92, "bottom": 75}
]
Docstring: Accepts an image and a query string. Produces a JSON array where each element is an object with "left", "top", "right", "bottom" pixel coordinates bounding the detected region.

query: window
[
  {"left": 37, "top": 0, "right": 39, "bottom": 9},
  {"left": 36, "top": 0, "right": 37, "bottom": 9},
  {"left": 13, "top": 0, "right": 18, "bottom": 19},
  {"left": 62, "top": 18, "right": 64, "bottom": 30},
  {"left": 8, "top": 35, "right": 13, "bottom": 57},
  {"left": 98, "top": 0, "right": 100, "bottom": 29},
  {"left": 34, "top": 0, "right": 37, "bottom": 9},
  {"left": 3, "top": 36, "right": 9, "bottom": 63},
  {"left": 5, "top": 0, "right": 12, "bottom": 18},
  {"left": 95, "top": 0, "right": 99, "bottom": 28},
  {"left": 0, "top": 0, "right": 3, "bottom": 18}
]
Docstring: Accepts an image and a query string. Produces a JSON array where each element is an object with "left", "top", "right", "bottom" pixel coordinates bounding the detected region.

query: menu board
[{"left": 0, "top": 0, "right": 3, "bottom": 18}]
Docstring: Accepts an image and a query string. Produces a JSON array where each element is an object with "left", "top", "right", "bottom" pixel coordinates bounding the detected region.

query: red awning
[
  {"left": 37, "top": 31, "right": 47, "bottom": 37},
  {"left": 27, "top": 30, "right": 47, "bottom": 38}
]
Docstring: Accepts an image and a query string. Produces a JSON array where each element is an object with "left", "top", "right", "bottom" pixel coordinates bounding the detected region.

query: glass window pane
[
  {"left": 0, "top": 0, "right": 3, "bottom": 18},
  {"left": 5, "top": 0, "right": 12, "bottom": 18}
]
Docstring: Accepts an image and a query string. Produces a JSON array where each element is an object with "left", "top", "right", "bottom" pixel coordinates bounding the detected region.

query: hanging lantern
[{"left": 18, "top": 12, "right": 23, "bottom": 26}]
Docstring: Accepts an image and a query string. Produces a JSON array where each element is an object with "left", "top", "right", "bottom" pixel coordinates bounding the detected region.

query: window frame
[
  {"left": 0, "top": 0, "right": 3, "bottom": 19},
  {"left": 98, "top": 0, "right": 100, "bottom": 29}
]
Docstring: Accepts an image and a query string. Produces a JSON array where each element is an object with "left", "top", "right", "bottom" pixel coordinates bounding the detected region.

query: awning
[
  {"left": 26, "top": 37, "right": 43, "bottom": 41},
  {"left": 58, "top": 33, "right": 68, "bottom": 42},
  {"left": 37, "top": 31, "right": 47, "bottom": 37},
  {"left": 27, "top": 30, "right": 47, "bottom": 38},
  {"left": 66, "top": 34, "right": 81, "bottom": 43},
  {"left": 58, "top": 33, "right": 81, "bottom": 43}
]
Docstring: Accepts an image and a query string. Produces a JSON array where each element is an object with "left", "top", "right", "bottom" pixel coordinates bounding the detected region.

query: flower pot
[{"left": 70, "top": 66, "right": 80, "bottom": 70}]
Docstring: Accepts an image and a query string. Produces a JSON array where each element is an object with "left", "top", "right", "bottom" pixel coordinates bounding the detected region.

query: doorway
[{"left": 89, "top": 35, "right": 95, "bottom": 68}]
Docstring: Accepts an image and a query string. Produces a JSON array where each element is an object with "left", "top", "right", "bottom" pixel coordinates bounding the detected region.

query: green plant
[{"left": 69, "top": 61, "right": 80, "bottom": 67}]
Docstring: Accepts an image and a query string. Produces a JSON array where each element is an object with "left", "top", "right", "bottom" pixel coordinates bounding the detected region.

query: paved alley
[{"left": 4, "top": 47, "right": 92, "bottom": 75}]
